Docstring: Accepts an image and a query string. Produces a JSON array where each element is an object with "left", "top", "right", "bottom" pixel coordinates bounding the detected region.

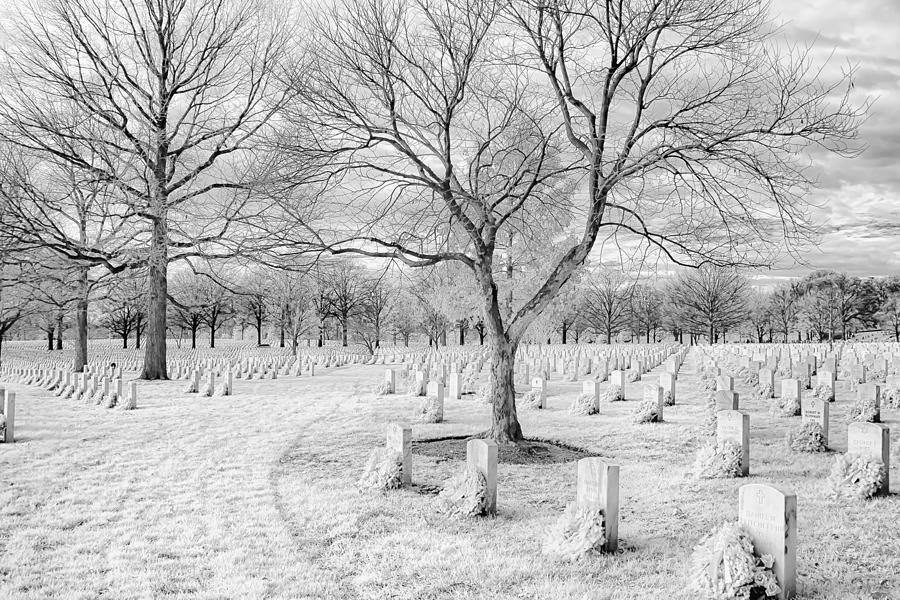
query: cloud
[{"left": 755, "top": 0, "right": 900, "bottom": 281}]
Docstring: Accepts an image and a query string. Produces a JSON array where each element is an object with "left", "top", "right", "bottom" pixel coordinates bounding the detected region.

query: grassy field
[{"left": 0, "top": 349, "right": 898, "bottom": 599}]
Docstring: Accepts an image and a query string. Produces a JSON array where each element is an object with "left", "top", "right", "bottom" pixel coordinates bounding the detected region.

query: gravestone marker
[
  {"left": 575, "top": 457, "right": 620, "bottom": 552},
  {"left": 715, "top": 375, "right": 734, "bottom": 392},
  {"left": 759, "top": 368, "right": 775, "bottom": 397},
  {"left": 643, "top": 384, "right": 664, "bottom": 421},
  {"left": 715, "top": 390, "right": 739, "bottom": 411},
  {"left": 610, "top": 370, "right": 625, "bottom": 389},
  {"left": 530, "top": 377, "right": 546, "bottom": 409},
  {"left": 448, "top": 372, "right": 462, "bottom": 400},
  {"left": 384, "top": 369, "right": 395, "bottom": 394},
  {"left": 467, "top": 439, "right": 498, "bottom": 516},
  {"left": 716, "top": 410, "right": 749, "bottom": 476},
  {"left": 660, "top": 372, "right": 676, "bottom": 405},
  {"left": 846, "top": 422, "right": 890, "bottom": 496},
  {"left": 426, "top": 381, "right": 445, "bottom": 421},
  {"left": 386, "top": 423, "right": 412, "bottom": 486},
  {"left": 738, "top": 483, "right": 797, "bottom": 600},
  {"left": 781, "top": 379, "right": 801, "bottom": 402},
  {"left": 801, "top": 398, "right": 829, "bottom": 446},
  {"left": 856, "top": 383, "right": 881, "bottom": 422},
  {"left": 1, "top": 390, "right": 14, "bottom": 443},
  {"left": 582, "top": 380, "right": 600, "bottom": 413}
]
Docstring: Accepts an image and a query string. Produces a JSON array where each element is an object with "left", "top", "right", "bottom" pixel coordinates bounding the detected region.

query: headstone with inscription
[
  {"left": 582, "top": 380, "right": 600, "bottom": 413},
  {"left": 738, "top": 483, "right": 797, "bottom": 600},
  {"left": 846, "top": 422, "right": 890, "bottom": 496},
  {"left": 801, "top": 398, "right": 829, "bottom": 446},
  {"left": 386, "top": 423, "right": 412, "bottom": 486},
  {"left": 467, "top": 439, "right": 498, "bottom": 516},
  {"left": 716, "top": 410, "right": 749, "bottom": 476},
  {"left": 575, "top": 457, "right": 619, "bottom": 552}
]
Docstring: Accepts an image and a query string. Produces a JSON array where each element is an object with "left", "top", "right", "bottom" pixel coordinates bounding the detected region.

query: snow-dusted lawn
[{"left": 1, "top": 350, "right": 898, "bottom": 599}]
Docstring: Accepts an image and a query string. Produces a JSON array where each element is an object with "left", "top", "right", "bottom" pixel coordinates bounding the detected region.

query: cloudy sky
[{"left": 757, "top": 0, "right": 900, "bottom": 286}]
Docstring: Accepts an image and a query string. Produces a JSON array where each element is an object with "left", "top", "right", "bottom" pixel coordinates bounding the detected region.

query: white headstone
[
  {"left": 467, "top": 439, "right": 498, "bottom": 516},
  {"left": 738, "top": 483, "right": 797, "bottom": 600},
  {"left": 575, "top": 457, "right": 619, "bottom": 552}
]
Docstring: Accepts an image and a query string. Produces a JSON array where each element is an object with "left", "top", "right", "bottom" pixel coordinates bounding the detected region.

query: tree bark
[
  {"left": 55, "top": 313, "right": 63, "bottom": 350},
  {"left": 478, "top": 262, "right": 525, "bottom": 444},
  {"left": 135, "top": 316, "right": 142, "bottom": 350},
  {"left": 141, "top": 216, "right": 168, "bottom": 379},
  {"left": 74, "top": 267, "right": 89, "bottom": 372},
  {"left": 46, "top": 327, "right": 54, "bottom": 350},
  {"left": 486, "top": 333, "right": 523, "bottom": 443}
]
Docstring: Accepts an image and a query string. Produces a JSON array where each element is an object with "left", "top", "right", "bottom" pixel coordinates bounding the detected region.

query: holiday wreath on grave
[
  {"left": 605, "top": 384, "right": 624, "bottom": 402},
  {"left": 849, "top": 397, "right": 878, "bottom": 423},
  {"left": 811, "top": 383, "right": 834, "bottom": 402},
  {"left": 417, "top": 395, "right": 442, "bottom": 423},
  {"left": 827, "top": 453, "right": 886, "bottom": 501},
  {"left": 521, "top": 389, "right": 544, "bottom": 410},
  {"left": 436, "top": 465, "right": 486, "bottom": 518},
  {"left": 786, "top": 420, "right": 826, "bottom": 452},
  {"left": 688, "top": 521, "right": 781, "bottom": 600},
  {"left": 692, "top": 441, "right": 743, "bottom": 479},
  {"left": 404, "top": 377, "right": 424, "bottom": 397},
  {"left": 569, "top": 393, "right": 599, "bottom": 416},
  {"left": 543, "top": 503, "right": 606, "bottom": 561},
  {"left": 358, "top": 447, "right": 404, "bottom": 491},
  {"left": 768, "top": 394, "right": 800, "bottom": 418},
  {"left": 632, "top": 395, "right": 661, "bottom": 423},
  {"left": 882, "top": 386, "right": 900, "bottom": 409},
  {"left": 753, "top": 382, "right": 774, "bottom": 402}
]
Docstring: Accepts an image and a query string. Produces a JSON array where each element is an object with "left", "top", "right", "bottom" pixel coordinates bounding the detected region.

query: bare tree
[
  {"left": 746, "top": 290, "right": 773, "bottom": 343},
  {"left": 169, "top": 271, "right": 208, "bottom": 350},
  {"left": 270, "top": 270, "right": 315, "bottom": 355},
  {"left": 877, "top": 294, "right": 900, "bottom": 342},
  {"left": 1, "top": 0, "right": 291, "bottom": 378},
  {"left": 667, "top": 266, "right": 748, "bottom": 343},
  {"left": 196, "top": 277, "right": 232, "bottom": 349},
  {"left": 768, "top": 283, "right": 801, "bottom": 342},
  {"left": 357, "top": 271, "right": 394, "bottom": 352},
  {"left": 319, "top": 260, "right": 369, "bottom": 348},
  {"left": 279, "top": 0, "right": 862, "bottom": 443},
  {"left": 100, "top": 274, "right": 148, "bottom": 349},
  {"left": 630, "top": 284, "right": 663, "bottom": 343},
  {"left": 582, "top": 269, "right": 632, "bottom": 344}
]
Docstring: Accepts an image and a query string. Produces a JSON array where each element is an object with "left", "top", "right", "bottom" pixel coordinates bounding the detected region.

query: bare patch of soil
[{"left": 412, "top": 435, "right": 594, "bottom": 465}]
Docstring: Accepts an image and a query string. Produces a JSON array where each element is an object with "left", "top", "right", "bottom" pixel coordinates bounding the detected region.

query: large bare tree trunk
[
  {"left": 479, "top": 265, "right": 525, "bottom": 444},
  {"left": 487, "top": 334, "right": 523, "bottom": 443},
  {"left": 141, "top": 217, "right": 168, "bottom": 379},
  {"left": 55, "top": 313, "right": 63, "bottom": 349},
  {"left": 74, "top": 266, "right": 88, "bottom": 372}
]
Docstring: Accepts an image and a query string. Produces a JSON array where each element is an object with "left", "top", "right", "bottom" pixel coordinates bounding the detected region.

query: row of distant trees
[
  {"left": 6, "top": 258, "right": 897, "bottom": 357},
  {"left": 538, "top": 268, "right": 900, "bottom": 346}
]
